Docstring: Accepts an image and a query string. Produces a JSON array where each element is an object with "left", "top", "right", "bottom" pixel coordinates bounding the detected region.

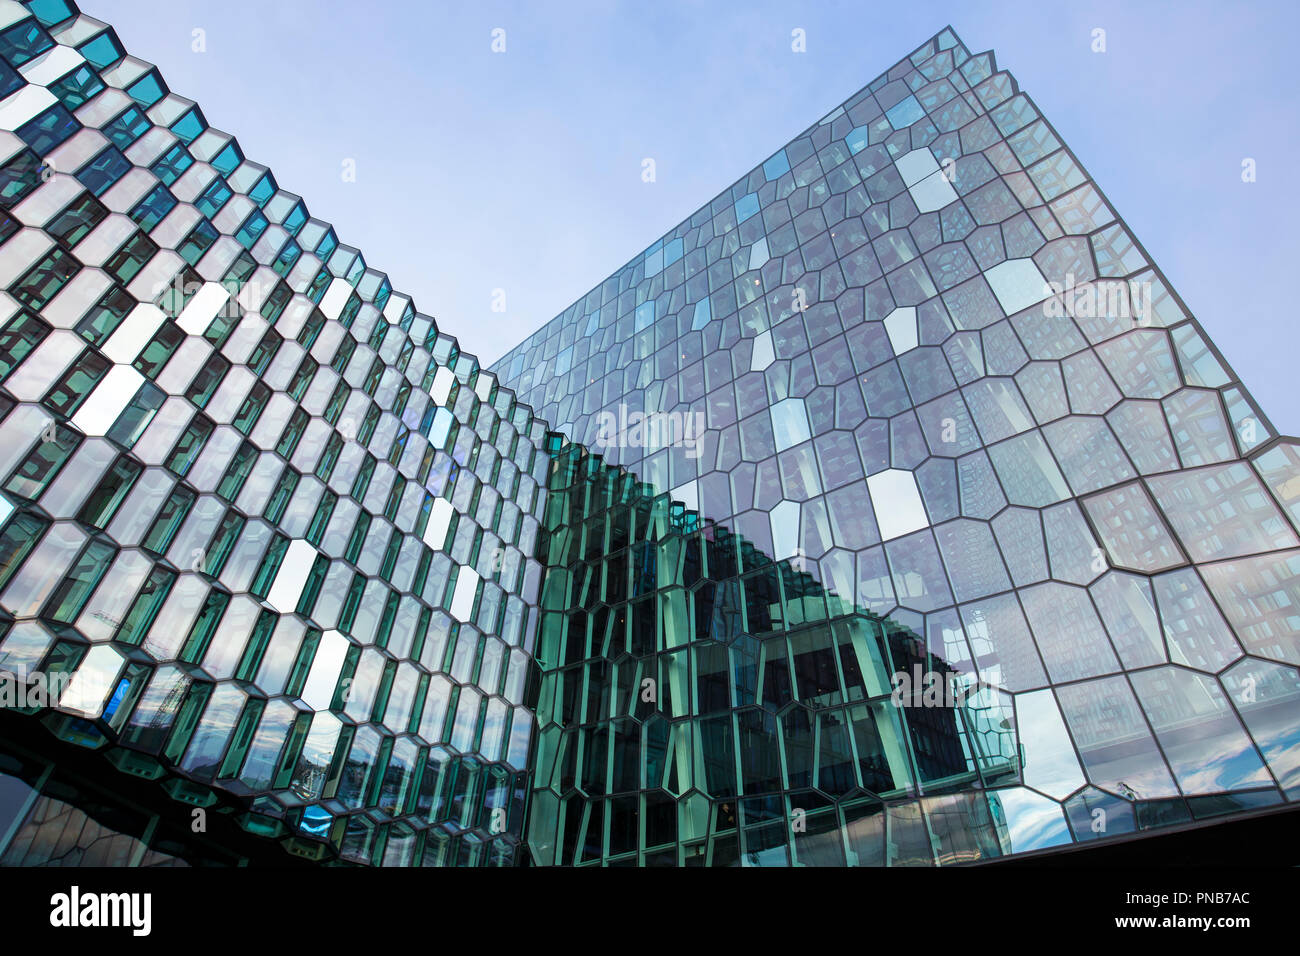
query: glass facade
[
  {"left": 529, "top": 434, "right": 1022, "bottom": 865},
  {"left": 496, "top": 26, "right": 1300, "bottom": 863},
  {"left": 0, "top": 0, "right": 544, "bottom": 867},
  {"left": 0, "top": 1, "right": 1295, "bottom": 866}
]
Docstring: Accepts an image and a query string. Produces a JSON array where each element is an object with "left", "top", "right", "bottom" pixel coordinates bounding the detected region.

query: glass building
[{"left": 0, "top": 0, "right": 1295, "bottom": 866}]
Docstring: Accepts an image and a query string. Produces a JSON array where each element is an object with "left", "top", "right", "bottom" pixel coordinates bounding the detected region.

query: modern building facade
[
  {"left": 493, "top": 26, "right": 1300, "bottom": 866},
  {"left": 0, "top": 0, "right": 1295, "bottom": 866}
]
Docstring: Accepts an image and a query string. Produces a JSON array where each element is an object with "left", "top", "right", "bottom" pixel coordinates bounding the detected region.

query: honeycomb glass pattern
[
  {"left": 0, "top": 0, "right": 1295, "bottom": 868},
  {"left": 531, "top": 434, "right": 1022, "bottom": 866},
  {"left": 494, "top": 29, "right": 1300, "bottom": 860},
  {"left": 0, "top": 0, "right": 546, "bottom": 866}
]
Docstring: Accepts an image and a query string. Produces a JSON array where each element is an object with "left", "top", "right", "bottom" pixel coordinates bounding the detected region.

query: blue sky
[{"left": 94, "top": 0, "right": 1300, "bottom": 433}]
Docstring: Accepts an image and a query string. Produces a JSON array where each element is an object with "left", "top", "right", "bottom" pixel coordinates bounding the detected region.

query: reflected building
[
  {"left": 529, "top": 432, "right": 1017, "bottom": 865},
  {"left": 0, "top": 0, "right": 1296, "bottom": 866}
]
